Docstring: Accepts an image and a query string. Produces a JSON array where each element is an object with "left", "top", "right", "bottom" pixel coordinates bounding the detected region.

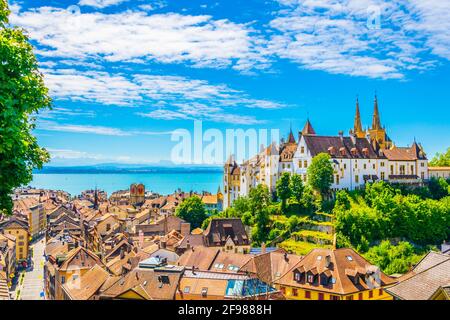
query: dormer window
[
  {"left": 362, "top": 148, "right": 369, "bottom": 157},
  {"left": 328, "top": 147, "right": 335, "bottom": 155},
  {"left": 339, "top": 147, "right": 346, "bottom": 156},
  {"left": 351, "top": 147, "right": 357, "bottom": 156}
]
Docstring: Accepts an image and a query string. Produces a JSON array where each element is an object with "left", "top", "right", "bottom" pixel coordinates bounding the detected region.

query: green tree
[
  {"left": 1, "top": 1, "right": 51, "bottom": 215},
  {"left": 276, "top": 172, "right": 291, "bottom": 212},
  {"left": 364, "top": 241, "right": 423, "bottom": 275},
  {"left": 175, "top": 196, "right": 207, "bottom": 229},
  {"left": 289, "top": 173, "right": 304, "bottom": 204},
  {"left": 307, "top": 153, "right": 334, "bottom": 195},
  {"left": 429, "top": 147, "right": 450, "bottom": 167},
  {"left": 248, "top": 184, "right": 271, "bottom": 244}
]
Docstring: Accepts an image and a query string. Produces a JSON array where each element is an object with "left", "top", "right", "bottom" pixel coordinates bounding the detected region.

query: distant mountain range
[{"left": 34, "top": 163, "right": 223, "bottom": 174}]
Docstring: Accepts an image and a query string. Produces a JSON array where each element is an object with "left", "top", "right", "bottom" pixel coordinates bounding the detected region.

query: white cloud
[
  {"left": 10, "top": 7, "right": 268, "bottom": 72},
  {"left": 268, "top": 0, "right": 450, "bottom": 79},
  {"left": 40, "top": 68, "right": 285, "bottom": 124},
  {"left": 38, "top": 119, "right": 173, "bottom": 136},
  {"left": 78, "top": 0, "right": 129, "bottom": 9},
  {"left": 11, "top": 1, "right": 450, "bottom": 81},
  {"left": 39, "top": 121, "right": 131, "bottom": 136}
]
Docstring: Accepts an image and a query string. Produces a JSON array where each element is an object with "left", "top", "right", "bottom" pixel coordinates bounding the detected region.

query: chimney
[
  {"left": 261, "top": 242, "right": 266, "bottom": 254},
  {"left": 160, "top": 237, "right": 167, "bottom": 249},
  {"left": 338, "top": 130, "right": 344, "bottom": 141},
  {"left": 186, "top": 240, "right": 191, "bottom": 250},
  {"left": 180, "top": 222, "right": 191, "bottom": 237},
  {"left": 325, "top": 255, "right": 331, "bottom": 268}
]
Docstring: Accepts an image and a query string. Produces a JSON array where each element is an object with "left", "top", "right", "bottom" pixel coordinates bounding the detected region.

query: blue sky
[{"left": 8, "top": 0, "right": 450, "bottom": 165}]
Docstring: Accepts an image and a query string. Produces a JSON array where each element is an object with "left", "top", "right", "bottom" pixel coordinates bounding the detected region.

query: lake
[{"left": 30, "top": 172, "right": 224, "bottom": 197}]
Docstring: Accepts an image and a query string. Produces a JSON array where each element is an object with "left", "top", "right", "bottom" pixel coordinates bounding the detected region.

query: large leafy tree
[
  {"left": 1, "top": 1, "right": 51, "bottom": 215},
  {"left": 276, "top": 172, "right": 291, "bottom": 212},
  {"left": 175, "top": 196, "right": 208, "bottom": 229},
  {"left": 248, "top": 184, "right": 271, "bottom": 244},
  {"left": 307, "top": 153, "right": 334, "bottom": 195},
  {"left": 289, "top": 173, "right": 304, "bottom": 204},
  {"left": 429, "top": 147, "right": 450, "bottom": 167}
]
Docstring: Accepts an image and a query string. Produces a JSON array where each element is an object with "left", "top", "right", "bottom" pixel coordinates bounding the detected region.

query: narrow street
[{"left": 17, "top": 239, "right": 46, "bottom": 300}]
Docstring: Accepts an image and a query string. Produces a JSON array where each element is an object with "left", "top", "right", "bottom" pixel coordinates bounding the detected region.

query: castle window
[
  {"left": 363, "top": 164, "right": 367, "bottom": 170},
  {"left": 421, "top": 172, "right": 425, "bottom": 180},
  {"left": 410, "top": 165, "right": 414, "bottom": 174},
  {"left": 400, "top": 165, "right": 406, "bottom": 175},
  {"left": 304, "top": 160, "right": 308, "bottom": 168},
  {"left": 298, "top": 161, "right": 302, "bottom": 168},
  {"left": 381, "top": 172, "right": 385, "bottom": 180},
  {"left": 301, "top": 146, "right": 305, "bottom": 154},
  {"left": 380, "top": 161, "right": 385, "bottom": 167},
  {"left": 355, "top": 175, "right": 359, "bottom": 184},
  {"left": 373, "top": 164, "right": 376, "bottom": 170}
]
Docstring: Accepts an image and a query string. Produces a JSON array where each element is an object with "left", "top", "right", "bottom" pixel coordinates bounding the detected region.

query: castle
[{"left": 223, "top": 96, "right": 428, "bottom": 209}]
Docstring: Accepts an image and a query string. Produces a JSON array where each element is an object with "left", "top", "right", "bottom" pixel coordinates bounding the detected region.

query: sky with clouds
[{"left": 8, "top": 0, "right": 450, "bottom": 165}]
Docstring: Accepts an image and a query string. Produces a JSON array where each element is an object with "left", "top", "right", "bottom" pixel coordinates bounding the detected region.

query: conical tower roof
[
  {"left": 372, "top": 94, "right": 382, "bottom": 130},
  {"left": 301, "top": 119, "right": 316, "bottom": 135},
  {"left": 354, "top": 97, "right": 363, "bottom": 134}
]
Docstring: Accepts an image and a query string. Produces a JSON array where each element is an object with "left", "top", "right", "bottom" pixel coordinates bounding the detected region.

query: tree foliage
[
  {"left": 307, "top": 153, "right": 334, "bottom": 195},
  {"left": 334, "top": 181, "right": 450, "bottom": 249},
  {"left": 429, "top": 147, "right": 450, "bottom": 167},
  {"left": 276, "top": 172, "right": 291, "bottom": 212},
  {"left": 289, "top": 173, "right": 304, "bottom": 204},
  {"left": 0, "top": 2, "right": 51, "bottom": 214},
  {"left": 364, "top": 241, "right": 423, "bottom": 275},
  {"left": 175, "top": 196, "right": 207, "bottom": 229}
]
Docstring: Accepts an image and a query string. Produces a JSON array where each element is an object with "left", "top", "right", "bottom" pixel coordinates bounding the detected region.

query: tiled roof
[
  {"left": 386, "top": 255, "right": 450, "bottom": 300},
  {"left": 303, "top": 135, "right": 383, "bottom": 159},
  {"left": 383, "top": 143, "right": 427, "bottom": 161},
  {"left": 276, "top": 248, "right": 396, "bottom": 295},
  {"left": 413, "top": 251, "right": 449, "bottom": 273},
  {"left": 177, "top": 247, "right": 221, "bottom": 270},
  {"left": 203, "top": 218, "right": 249, "bottom": 247},
  {"left": 101, "top": 267, "right": 183, "bottom": 300},
  {"left": 62, "top": 264, "right": 110, "bottom": 300},
  {"left": 240, "top": 250, "right": 302, "bottom": 284}
]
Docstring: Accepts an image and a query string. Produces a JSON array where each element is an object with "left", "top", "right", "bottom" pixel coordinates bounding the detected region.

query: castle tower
[
  {"left": 368, "top": 95, "right": 392, "bottom": 149},
  {"left": 353, "top": 97, "right": 365, "bottom": 138}
]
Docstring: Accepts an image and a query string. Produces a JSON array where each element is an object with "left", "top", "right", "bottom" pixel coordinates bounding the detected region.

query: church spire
[
  {"left": 301, "top": 118, "right": 316, "bottom": 135},
  {"left": 372, "top": 94, "right": 382, "bottom": 130},
  {"left": 354, "top": 96, "right": 363, "bottom": 134}
]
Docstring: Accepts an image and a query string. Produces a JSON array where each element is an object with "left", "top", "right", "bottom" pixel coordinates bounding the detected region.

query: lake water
[{"left": 30, "top": 172, "right": 223, "bottom": 197}]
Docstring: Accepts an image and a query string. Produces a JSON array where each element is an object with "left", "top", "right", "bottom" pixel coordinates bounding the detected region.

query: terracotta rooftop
[{"left": 386, "top": 252, "right": 450, "bottom": 300}]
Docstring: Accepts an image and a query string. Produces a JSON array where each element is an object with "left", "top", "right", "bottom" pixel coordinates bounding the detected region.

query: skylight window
[
  {"left": 346, "top": 256, "right": 353, "bottom": 261},
  {"left": 317, "top": 256, "right": 322, "bottom": 260}
]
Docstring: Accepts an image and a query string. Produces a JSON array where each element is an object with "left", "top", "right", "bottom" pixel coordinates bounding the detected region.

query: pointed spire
[
  {"left": 287, "top": 122, "right": 296, "bottom": 143},
  {"left": 301, "top": 119, "right": 316, "bottom": 135},
  {"left": 372, "top": 94, "right": 382, "bottom": 130},
  {"left": 354, "top": 96, "right": 363, "bottom": 134}
]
